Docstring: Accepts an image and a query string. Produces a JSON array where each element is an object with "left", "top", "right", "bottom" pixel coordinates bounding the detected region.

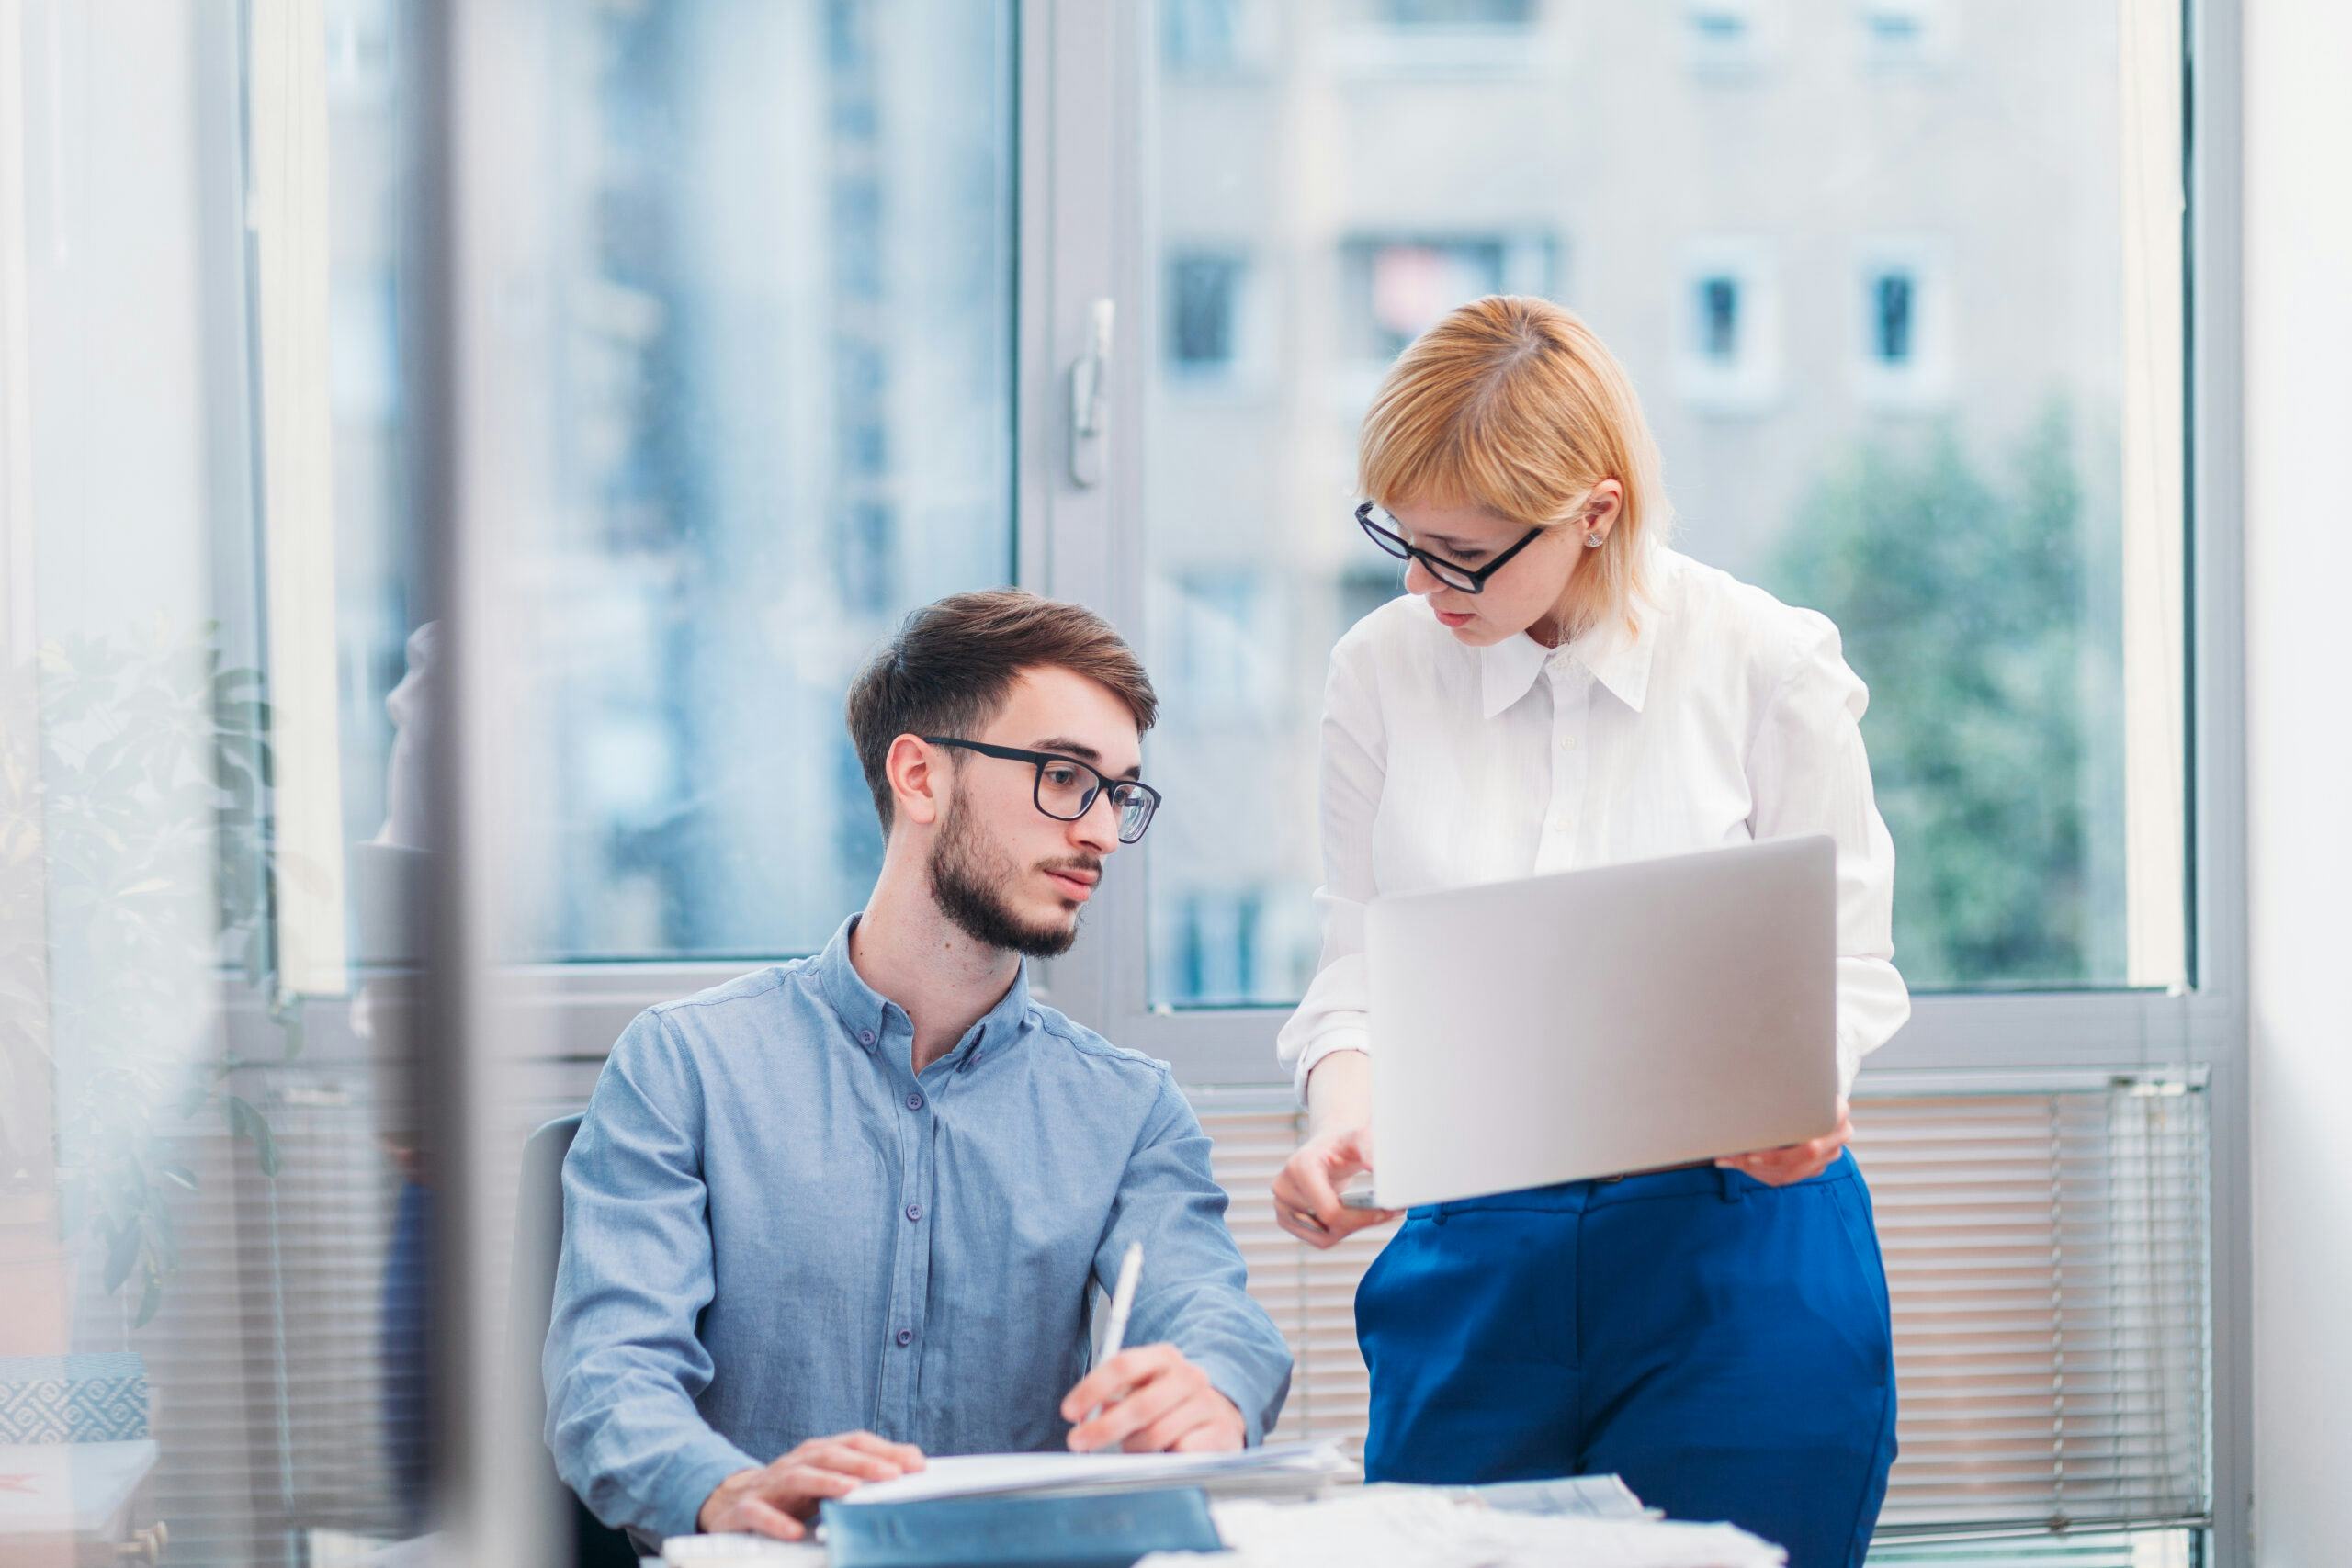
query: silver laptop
[{"left": 1358, "top": 835, "right": 1839, "bottom": 1209}]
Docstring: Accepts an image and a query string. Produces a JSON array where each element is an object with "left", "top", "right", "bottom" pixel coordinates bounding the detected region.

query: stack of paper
[
  {"left": 662, "top": 1534, "right": 825, "bottom": 1565},
  {"left": 1134, "top": 1488, "right": 1787, "bottom": 1568},
  {"left": 833, "top": 1439, "right": 1355, "bottom": 1507},
  {"left": 1442, "top": 1473, "right": 1650, "bottom": 1521}
]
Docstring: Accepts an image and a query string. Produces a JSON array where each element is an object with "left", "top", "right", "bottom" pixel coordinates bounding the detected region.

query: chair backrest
[{"left": 513, "top": 1113, "right": 641, "bottom": 1568}]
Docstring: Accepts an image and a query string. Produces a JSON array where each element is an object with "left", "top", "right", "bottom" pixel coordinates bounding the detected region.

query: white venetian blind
[
  {"left": 72, "top": 1058, "right": 413, "bottom": 1567},
  {"left": 1188, "top": 1078, "right": 2211, "bottom": 1540}
]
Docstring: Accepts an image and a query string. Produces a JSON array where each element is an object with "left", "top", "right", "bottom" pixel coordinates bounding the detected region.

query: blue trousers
[{"left": 1357, "top": 1152, "right": 1897, "bottom": 1568}]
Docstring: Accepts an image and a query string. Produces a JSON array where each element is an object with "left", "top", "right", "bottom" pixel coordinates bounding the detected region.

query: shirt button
[
  {"left": 859, "top": 1030, "right": 875, "bottom": 1045},
  {"left": 1559, "top": 735, "right": 1577, "bottom": 750},
  {"left": 906, "top": 1091, "right": 924, "bottom": 1111},
  {"left": 895, "top": 1328, "right": 913, "bottom": 1348},
  {"left": 906, "top": 1203, "right": 922, "bottom": 1222}
]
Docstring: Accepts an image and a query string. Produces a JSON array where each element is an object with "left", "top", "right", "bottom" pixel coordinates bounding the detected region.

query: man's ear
[{"left": 884, "top": 734, "right": 946, "bottom": 829}]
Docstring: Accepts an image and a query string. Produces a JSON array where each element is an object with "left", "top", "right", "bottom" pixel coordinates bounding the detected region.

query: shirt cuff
[
  {"left": 1291, "top": 1030, "right": 1371, "bottom": 1107},
  {"left": 1189, "top": 1350, "right": 1277, "bottom": 1448},
  {"left": 646, "top": 1427, "right": 764, "bottom": 1542}
]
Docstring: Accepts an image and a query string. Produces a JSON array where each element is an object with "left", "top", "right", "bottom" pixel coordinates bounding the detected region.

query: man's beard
[{"left": 927, "top": 804, "right": 1091, "bottom": 959}]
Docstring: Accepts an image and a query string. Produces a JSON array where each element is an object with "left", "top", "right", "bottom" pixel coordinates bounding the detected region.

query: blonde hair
[{"left": 1359, "top": 295, "right": 1667, "bottom": 636}]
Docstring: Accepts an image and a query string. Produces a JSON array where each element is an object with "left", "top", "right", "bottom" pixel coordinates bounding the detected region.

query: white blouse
[{"left": 1276, "top": 545, "right": 1911, "bottom": 1102}]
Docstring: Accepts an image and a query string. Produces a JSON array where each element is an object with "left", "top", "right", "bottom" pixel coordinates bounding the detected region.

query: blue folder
[{"left": 820, "top": 1485, "right": 1222, "bottom": 1568}]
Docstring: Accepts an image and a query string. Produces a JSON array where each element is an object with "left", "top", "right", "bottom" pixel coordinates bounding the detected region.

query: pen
[
  {"left": 1079, "top": 1242, "right": 1145, "bottom": 1446},
  {"left": 1100, "top": 1241, "right": 1144, "bottom": 1364}
]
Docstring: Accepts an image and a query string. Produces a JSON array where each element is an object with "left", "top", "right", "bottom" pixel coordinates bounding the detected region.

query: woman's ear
[
  {"left": 1582, "top": 479, "right": 1626, "bottom": 538},
  {"left": 884, "top": 734, "right": 945, "bottom": 829}
]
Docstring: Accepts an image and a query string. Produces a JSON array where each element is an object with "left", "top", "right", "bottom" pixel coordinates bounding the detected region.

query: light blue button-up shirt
[{"left": 544, "top": 917, "right": 1293, "bottom": 1540}]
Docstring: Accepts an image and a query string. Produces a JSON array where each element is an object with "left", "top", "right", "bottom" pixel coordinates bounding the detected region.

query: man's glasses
[
  {"left": 1356, "top": 502, "right": 1545, "bottom": 595},
  {"left": 922, "top": 738, "right": 1163, "bottom": 844}
]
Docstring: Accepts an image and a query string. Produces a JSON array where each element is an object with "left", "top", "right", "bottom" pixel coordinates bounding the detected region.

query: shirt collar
[
  {"left": 1474, "top": 580, "right": 1661, "bottom": 720},
  {"left": 813, "top": 913, "right": 1035, "bottom": 1065}
]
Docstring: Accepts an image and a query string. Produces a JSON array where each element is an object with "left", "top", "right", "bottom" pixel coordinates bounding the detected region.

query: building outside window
[{"left": 1675, "top": 242, "right": 1781, "bottom": 412}]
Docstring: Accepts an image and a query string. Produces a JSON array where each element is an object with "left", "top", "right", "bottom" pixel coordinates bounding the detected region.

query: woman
[{"left": 1272, "top": 296, "right": 1909, "bottom": 1568}]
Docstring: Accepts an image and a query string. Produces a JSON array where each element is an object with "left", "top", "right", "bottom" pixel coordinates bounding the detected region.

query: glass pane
[
  {"left": 5, "top": 3, "right": 434, "bottom": 1560},
  {"left": 1143, "top": 0, "right": 2186, "bottom": 1005},
  {"left": 451, "top": 0, "right": 1017, "bottom": 963}
]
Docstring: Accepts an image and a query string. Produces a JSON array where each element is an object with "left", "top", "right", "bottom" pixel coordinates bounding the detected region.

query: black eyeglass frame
[
  {"left": 921, "top": 737, "right": 1163, "bottom": 843},
  {"left": 1355, "top": 501, "right": 1546, "bottom": 595}
]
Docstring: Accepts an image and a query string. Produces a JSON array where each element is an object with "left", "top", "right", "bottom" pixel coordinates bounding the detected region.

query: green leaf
[
  {"left": 134, "top": 1269, "right": 164, "bottom": 1329},
  {"left": 102, "top": 1220, "right": 140, "bottom": 1294},
  {"left": 226, "top": 1095, "right": 280, "bottom": 1177}
]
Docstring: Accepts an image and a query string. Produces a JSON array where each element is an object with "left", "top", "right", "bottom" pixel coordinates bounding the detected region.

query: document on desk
[
  {"left": 834, "top": 1439, "right": 1353, "bottom": 1506},
  {"left": 1133, "top": 1489, "right": 1787, "bottom": 1568}
]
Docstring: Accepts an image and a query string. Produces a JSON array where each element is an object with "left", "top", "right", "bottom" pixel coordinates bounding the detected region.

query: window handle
[{"left": 1069, "top": 298, "right": 1115, "bottom": 488}]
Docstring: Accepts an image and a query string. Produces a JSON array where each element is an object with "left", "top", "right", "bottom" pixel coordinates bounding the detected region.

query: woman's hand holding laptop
[{"left": 1716, "top": 1097, "right": 1854, "bottom": 1187}]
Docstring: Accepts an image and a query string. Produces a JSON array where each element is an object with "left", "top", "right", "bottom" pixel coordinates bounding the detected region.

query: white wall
[{"left": 2245, "top": 0, "right": 2352, "bottom": 1562}]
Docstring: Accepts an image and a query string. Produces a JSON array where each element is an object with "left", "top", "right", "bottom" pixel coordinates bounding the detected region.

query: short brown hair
[{"left": 845, "top": 589, "right": 1159, "bottom": 831}]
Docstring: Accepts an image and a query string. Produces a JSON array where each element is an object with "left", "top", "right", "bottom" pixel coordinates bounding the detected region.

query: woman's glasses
[{"left": 1355, "top": 502, "right": 1545, "bottom": 595}]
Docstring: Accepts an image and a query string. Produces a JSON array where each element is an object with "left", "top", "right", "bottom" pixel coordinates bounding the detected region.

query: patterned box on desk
[{"left": 0, "top": 1354, "right": 151, "bottom": 1444}]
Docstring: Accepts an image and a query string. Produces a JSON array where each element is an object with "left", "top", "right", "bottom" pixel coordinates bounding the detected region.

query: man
[{"left": 544, "top": 590, "right": 1293, "bottom": 1544}]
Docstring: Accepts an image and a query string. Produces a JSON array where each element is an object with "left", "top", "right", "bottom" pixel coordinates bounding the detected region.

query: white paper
[
  {"left": 833, "top": 1439, "right": 1351, "bottom": 1506},
  {"left": 1133, "top": 1490, "right": 1787, "bottom": 1568},
  {"left": 660, "top": 1532, "right": 825, "bottom": 1565}
]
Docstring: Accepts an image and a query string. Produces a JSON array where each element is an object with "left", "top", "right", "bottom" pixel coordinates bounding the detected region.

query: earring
[{"left": 1582, "top": 530, "right": 1604, "bottom": 549}]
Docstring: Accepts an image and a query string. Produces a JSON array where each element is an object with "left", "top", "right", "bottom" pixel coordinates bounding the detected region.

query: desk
[{"left": 0, "top": 1438, "right": 164, "bottom": 1567}]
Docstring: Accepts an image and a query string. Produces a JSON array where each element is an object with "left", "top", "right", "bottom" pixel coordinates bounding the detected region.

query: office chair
[{"left": 514, "top": 1113, "right": 642, "bottom": 1568}]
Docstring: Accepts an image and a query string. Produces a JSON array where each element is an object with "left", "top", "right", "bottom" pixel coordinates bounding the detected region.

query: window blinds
[
  {"left": 1191, "top": 1078, "right": 2211, "bottom": 1540},
  {"left": 101, "top": 1069, "right": 2203, "bottom": 1563}
]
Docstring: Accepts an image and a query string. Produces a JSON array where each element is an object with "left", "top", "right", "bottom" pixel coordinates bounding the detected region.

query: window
[
  {"left": 1125, "top": 0, "right": 2188, "bottom": 1012},
  {"left": 1686, "top": 0, "right": 1771, "bottom": 77},
  {"left": 1167, "top": 889, "right": 1267, "bottom": 1006},
  {"left": 1858, "top": 0, "right": 1952, "bottom": 72},
  {"left": 1853, "top": 247, "right": 1951, "bottom": 402},
  {"left": 1165, "top": 251, "right": 1252, "bottom": 380},
  {"left": 1871, "top": 271, "right": 1915, "bottom": 363},
  {"left": 1340, "top": 235, "right": 1557, "bottom": 365},
  {"left": 1159, "top": 569, "right": 1283, "bottom": 720},
  {"left": 1162, "top": 0, "right": 1277, "bottom": 74},
  {"left": 1331, "top": 0, "right": 1550, "bottom": 75},
  {"left": 7, "top": 0, "right": 2231, "bottom": 1559},
  {"left": 478, "top": 0, "right": 1017, "bottom": 962},
  {"left": 1676, "top": 243, "right": 1782, "bottom": 412},
  {"left": 1372, "top": 0, "right": 1535, "bottom": 28},
  {"left": 1699, "top": 275, "right": 1742, "bottom": 358}
]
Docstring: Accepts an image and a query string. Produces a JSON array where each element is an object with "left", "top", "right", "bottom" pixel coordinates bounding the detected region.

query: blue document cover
[{"left": 820, "top": 1485, "right": 1221, "bottom": 1568}]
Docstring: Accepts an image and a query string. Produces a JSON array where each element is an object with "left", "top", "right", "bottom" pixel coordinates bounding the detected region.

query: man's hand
[
  {"left": 1272, "top": 1126, "right": 1401, "bottom": 1247},
  {"left": 696, "top": 1432, "right": 925, "bottom": 1540},
  {"left": 1060, "top": 1345, "right": 1246, "bottom": 1455},
  {"left": 1717, "top": 1099, "right": 1852, "bottom": 1187}
]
